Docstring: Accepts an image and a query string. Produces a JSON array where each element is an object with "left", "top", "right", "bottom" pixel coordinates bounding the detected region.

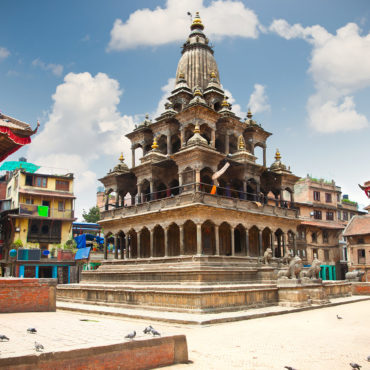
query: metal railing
[{"left": 19, "top": 203, "right": 74, "bottom": 219}]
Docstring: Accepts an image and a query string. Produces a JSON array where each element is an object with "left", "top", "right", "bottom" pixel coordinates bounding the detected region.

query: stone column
[
  {"left": 137, "top": 183, "right": 142, "bottom": 204},
  {"left": 115, "top": 194, "right": 120, "bottom": 208},
  {"left": 179, "top": 224, "right": 184, "bottom": 255},
  {"left": 104, "top": 237, "right": 108, "bottom": 260},
  {"left": 196, "top": 224, "right": 202, "bottom": 255},
  {"left": 263, "top": 145, "right": 266, "bottom": 167},
  {"left": 211, "top": 129, "right": 216, "bottom": 148},
  {"left": 167, "top": 134, "right": 172, "bottom": 155},
  {"left": 215, "top": 225, "right": 220, "bottom": 256},
  {"left": 231, "top": 227, "right": 235, "bottom": 256},
  {"left": 180, "top": 127, "right": 185, "bottom": 147},
  {"left": 293, "top": 233, "right": 297, "bottom": 256},
  {"left": 150, "top": 229, "right": 154, "bottom": 257},
  {"left": 121, "top": 236, "right": 125, "bottom": 259},
  {"left": 178, "top": 172, "right": 183, "bottom": 194},
  {"left": 131, "top": 147, "right": 135, "bottom": 168},
  {"left": 225, "top": 133, "right": 230, "bottom": 155},
  {"left": 127, "top": 235, "right": 131, "bottom": 259},
  {"left": 271, "top": 233, "right": 275, "bottom": 257},
  {"left": 243, "top": 180, "right": 247, "bottom": 200},
  {"left": 245, "top": 229, "right": 249, "bottom": 256},
  {"left": 114, "top": 235, "right": 119, "bottom": 259},
  {"left": 149, "top": 180, "right": 154, "bottom": 200},
  {"left": 258, "top": 230, "right": 263, "bottom": 257},
  {"left": 164, "top": 227, "right": 169, "bottom": 257},
  {"left": 137, "top": 230, "right": 141, "bottom": 258},
  {"left": 195, "top": 169, "right": 201, "bottom": 192},
  {"left": 282, "top": 233, "right": 286, "bottom": 256}
]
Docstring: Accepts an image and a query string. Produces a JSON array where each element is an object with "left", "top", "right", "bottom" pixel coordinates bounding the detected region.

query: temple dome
[
  {"left": 175, "top": 12, "right": 220, "bottom": 91},
  {"left": 187, "top": 123, "right": 208, "bottom": 147}
]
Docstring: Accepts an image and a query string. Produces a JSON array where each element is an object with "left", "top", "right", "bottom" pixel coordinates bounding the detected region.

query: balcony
[
  {"left": 100, "top": 182, "right": 299, "bottom": 221},
  {"left": 19, "top": 203, "right": 74, "bottom": 219}
]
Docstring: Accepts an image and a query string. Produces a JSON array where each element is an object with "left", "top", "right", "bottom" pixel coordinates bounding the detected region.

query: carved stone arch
[
  {"left": 168, "top": 223, "right": 180, "bottom": 256},
  {"left": 248, "top": 225, "right": 260, "bottom": 257},
  {"left": 234, "top": 224, "right": 246, "bottom": 255},
  {"left": 219, "top": 221, "right": 231, "bottom": 256}
]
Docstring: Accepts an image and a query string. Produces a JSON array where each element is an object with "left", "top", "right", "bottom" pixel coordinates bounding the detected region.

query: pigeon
[
  {"left": 350, "top": 363, "right": 362, "bottom": 369},
  {"left": 125, "top": 331, "right": 136, "bottom": 340},
  {"left": 27, "top": 328, "right": 37, "bottom": 334},
  {"left": 337, "top": 314, "right": 343, "bottom": 319},
  {"left": 34, "top": 341, "right": 44, "bottom": 352},
  {"left": 0, "top": 335, "right": 9, "bottom": 341},
  {"left": 284, "top": 367, "right": 297, "bottom": 370},
  {"left": 143, "top": 325, "right": 153, "bottom": 334},
  {"left": 151, "top": 328, "right": 161, "bottom": 337}
]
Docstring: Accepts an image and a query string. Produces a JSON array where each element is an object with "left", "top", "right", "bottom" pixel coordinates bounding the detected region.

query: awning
[
  {"left": 19, "top": 188, "right": 76, "bottom": 199},
  {"left": 0, "top": 161, "right": 40, "bottom": 173},
  {"left": 75, "top": 247, "right": 91, "bottom": 260}
]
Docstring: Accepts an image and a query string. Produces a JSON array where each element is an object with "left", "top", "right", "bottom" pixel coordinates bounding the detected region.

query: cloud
[
  {"left": 270, "top": 20, "right": 370, "bottom": 133},
  {"left": 223, "top": 88, "right": 245, "bottom": 118},
  {"left": 32, "top": 58, "right": 64, "bottom": 76},
  {"left": 152, "top": 77, "right": 176, "bottom": 119},
  {"left": 27, "top": 72, "right": 135, "bottom": 218},
  {"left": 247, "top": 84, "right": 270, "bottom": 114},
  {"left": 0, "top": 47, "right": 10, "bottom": 61},
  {"left": 107, "top": 0, "right": 260, "bottom": 51}
]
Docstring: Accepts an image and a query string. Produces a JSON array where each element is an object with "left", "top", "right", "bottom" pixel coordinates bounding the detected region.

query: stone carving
[
  {"left": 345, "top": 270, "right": 365, "bottom": 282},
  {"left": 262, "top": 248, "right": 272, "bottom": 265},
  {"left": 277, "top": 256, "right": 303, "bottom": 279},
  {"left": 300, "top": 257, "right": 321, "bottom": 279}
]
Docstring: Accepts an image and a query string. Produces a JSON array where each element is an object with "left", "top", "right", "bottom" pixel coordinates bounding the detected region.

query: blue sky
[{"left": 1, "top": 0, "right": 370, "bottom": 218}]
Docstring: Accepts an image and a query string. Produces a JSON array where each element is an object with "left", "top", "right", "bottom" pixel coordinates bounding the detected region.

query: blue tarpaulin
[
  {"left": 75, "top": 247, "right": 91, "bottom": 260},
  {"left": 74, "top": 234, "right": 86, "bottom": 249},
  {"left": 96, "top": 236, "right": 104, "bottom": 244}
]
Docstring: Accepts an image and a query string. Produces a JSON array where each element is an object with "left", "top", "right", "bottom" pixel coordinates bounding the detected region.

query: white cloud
[
  {"left": 32, "top": 58, "right": 64, "bottom": 76},
  {"left": 0, "top": 47, "right": 10, "bottom": 61},
  {"left": 107, "top": 0, "right": 259, "bottom": 51},
  {"left": 152, "top": 77, "right": 176, "bottom": 119},
  {"left": 223, "top": 88, "right": 245, "bottom": 118},
  {"left": 270, "top": 20, "right": 370, "bottom": 133},
  {"left": 27, "top": 72, "right": 135, "bottom": 219},
  {"left": 247, "top": 84, "right": 270, "bottom": 114}
]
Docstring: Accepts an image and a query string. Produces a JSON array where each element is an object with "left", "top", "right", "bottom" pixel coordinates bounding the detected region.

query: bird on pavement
[
  {"left": 350, "top": 363, "right": 362, "bottom": 369},
  {"left": 34, "top": 341, "right": 44, "bottom": 352},
  {"left": 0, "top": 335, "right": 9, "bottom": 341},
  {"left": 284, "top": 367, "right": 297, "bottom": 370},
  {"left": 143, "top": 325, "right": 153, "bottom": 334},
  {"left": 125, "top": 331, "right": 136, "bottom": 340},
  {"left": 337, "top": 314, "right": 343, "bottom": 319},
  {"left": 27, "top": 328, "right": 37, "bottom": 334},
  {"left": 151, "top": 328, "right": 161, "bottom": 336}
]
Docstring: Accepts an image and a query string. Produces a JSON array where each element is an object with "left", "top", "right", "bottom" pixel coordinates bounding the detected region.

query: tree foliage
[{"left": 82, "top": 206, "right": 100, "bottom": 223}]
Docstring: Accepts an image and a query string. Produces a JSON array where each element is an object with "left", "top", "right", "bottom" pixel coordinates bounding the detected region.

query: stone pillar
[
  {"left": 243, "top": 180, "right": 247, "bottom": 199},
  {"left": 180, "top": 127, "right": 185, "bottom": 147},
  {"left": 245, "top": 229, "right": 249, "bottom": 256},
  {"left": 104, "top": 237, "right": 108, "bottom": 260},
  {"left": 150, "top": 229, "right": 154, "bottom": 257},
  {"left": 211, "top": 129, "right": 216, "bottom": 148},
  {"left": 231, "top": 227, "right": 235, "bottom": 256},
  {"left": 164, "top": 227, "right": 169, "bottom": 257},
  {"left": 271, "top": 233, "right": 275, "bottom": 257},
  {"left": 178, "top": 172, "right": 183, "bottom": 193},
  {"left": 115, "top": 194, "right": 120, "bottom": 208},
  {"left": 127, "top": 235, "right": 131, "bottom": 259},
  {"left": 195, "top": 169, "right": 201, "bottom": 192},
  {"left": 179, "top": 224, "right": 184, "bottom": 255},
  {"left": 114, "top": 235, "right": 119, "bottom": 259},
  {"left": 258, "top": 230, "right": 263, "bottom": 257},
  {"left": 167, "top": 134, "right": 172, "bottom": 155},
  {"left": 293, "top": 233, "right": 297, "bottom": 256},
  {"left": 263, "top": 146, "right": 266, "bottom": 167},
  {"left": 196, "top": 224, "right": 202, "bottom": 255},
  {"left": 137, "top": 183, "right": 142, "bottom": 204},
  {"left": 137, "top": 231, "right": 141, "bottom": 258},
  {"left": 149, "top": 180, "right": 154, "bottom": 200},
  {"left": 225, "top": 133, "right": 230, "bottom": 155},
  {"left": 121, "top": 236, "right": 125, "bottom": 259},
  {"left": 215, "top": 225, "right": 220, "bottom": 256},
  {"left": 131, "top": 147, "right": 135, "bottom": 168},
  {"left": 282, "top": 233, "right": 286, "bottom": 256}
]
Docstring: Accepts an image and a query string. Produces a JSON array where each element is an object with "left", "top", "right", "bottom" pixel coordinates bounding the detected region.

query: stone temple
[{"left": 58, "top": 13, "right": 351, "bottom": 314}]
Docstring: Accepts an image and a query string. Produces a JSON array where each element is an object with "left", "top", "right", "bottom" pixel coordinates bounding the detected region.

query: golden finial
[
  {"left": 191, "top": 11, "right": 204, "bottom": 30},
  {"left": 179, "top": 72, "right": 185, "bottom": 79},
  {"left": 210, "top": 71, "right": 216, "bottom": 78},
  {"left": 152, "top": 137, "right": 158, "bottom": 150},
  {"left": 221, "top": 96, "right": 229, "bottom": 107},
  {"left": 238, "top": 135, "right": 245, "bottom": 150},
  {"left": 194, "top": 123, "right": 201, "bottom": 134},
  {"left": 119, "top": 152, "right": 124, "bottom": 163},
  {"left": 194, "top": 88, "right": 202, "bottom": 97},
  {"left": 275, "top": 149, "right": 281, "bottom": 161},
  {"left": 247, "top": 109, "right": 253, "bottom": 119}
]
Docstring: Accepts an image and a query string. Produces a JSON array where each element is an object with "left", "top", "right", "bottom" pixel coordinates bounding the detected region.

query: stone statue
[
  {"left": 345, "top": 270, "right": 365, "bottom": 282},
  {"left": 262, "top": 248, "right": 272, "bottom": 264},
  {"left": 277, "top": 256, "right": 303, "bottom": 279},
  {"left": 300, "top": 257, "right": 321, "bottom": 279}
]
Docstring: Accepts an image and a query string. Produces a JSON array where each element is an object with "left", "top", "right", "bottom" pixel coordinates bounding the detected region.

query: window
[
  {"left": 313, "top": 248, "right": 318, "bottom": 258},
  {"left": 325, "top": 193, "right": 332, "bottom": 203},
  {"left": 6, "top": 186, "right": 11, "bottom": 197},
  {"left": 358, "top": 249, "right": 365, "bottom": 264},
  {"left": 337, "top": 193, "right": 340, "bottom": 202},
  {"left": 343, "top": 211, "right": 348, "bottom": 221},
  {"left": 25, "top": 198, "right": 34, "bottom": 204},
  {"left": 56, "top": 180, "right": 69, "bottom": 191},
  {"left": 357, "top": 238, "right": 364, "bottom": 244},
  {"left": 314, "top": 210, "right": 322, "bottom": 219},
  {"left": 337, "top": 211, "right": 341, "bottom": 220},
  {"left": 312, "top": 233, "right": 317, "bottom": 243},
  {"left": 326, "top": 211, "right": 334, "bottom": 220},
  {"left": 35, "top": 176, "right": 47, "bottom": 188},
  {"left": 324, "top": 250, "right": 330, "bottom": 261},
  {"left": 313, "top": 191, "right": 320, "bottom": 201},
  {"left": 25, "top": 174, "right": 33, "bottom": 186},
  {"left": 58, "top": 201, "right": 65, "bottom": 211},
  {"left": 323, "top": 230, "right": 329, "bottom": 243}
]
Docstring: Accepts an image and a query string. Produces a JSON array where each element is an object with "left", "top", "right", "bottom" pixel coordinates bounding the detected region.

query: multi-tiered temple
[{"left": 58, "top": 14, "right": 350, "bottom": 315}]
